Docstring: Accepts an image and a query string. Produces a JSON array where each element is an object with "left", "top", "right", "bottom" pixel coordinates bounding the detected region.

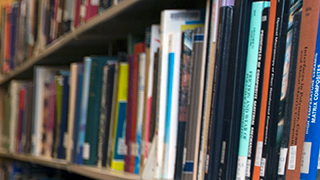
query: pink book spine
[
  {"left": 85, "top": 0, "right": 99, "bottom": 22},
  {"left": 73, "top": 0, "right": 81, "bottom": 28}
]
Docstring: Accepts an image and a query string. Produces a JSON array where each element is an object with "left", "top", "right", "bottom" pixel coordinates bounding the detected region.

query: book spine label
[{"left": 236, "top": 2, "right": 269, "bottom": 180}]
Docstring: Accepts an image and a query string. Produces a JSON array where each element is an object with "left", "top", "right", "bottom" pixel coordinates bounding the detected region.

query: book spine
[
  {"left": 245, "top": 7, "right": 269, "bottom": 180},
  {"left": 77, "top": 57, "right": 92, "bottom": 164},
  {"left": 53, "top": 76, "right": 63, "bottom": 158},
  {"left": 252, "top": 0, "right": 277, "bottom": 179},
  {"left": 58, "top": 74, "right": 69, "bottom": 159},
  {"left": 111, "top": 63, "right": 128, "bottom": 171},
  {"left": 73, "top": 0, "right": 81, "bottom": 28},
  {"left": 286, "top": 1, "right": 320, "bottom": 179},
  {"left": 163, "top": 32, "right": 181, "bottom": 179},
  {"left": 10, "top": 3, "right": 18, "bottom": 70},
  {"left": 236, "top": 3, "right": 269, "bottom": 180},
  {"left": 102, "top": 64, "right": 115, "bottom": 167},
  {"left": 97, "top": 65, "right": 109, "bottom": 167},
  {"left": 85, "top": 0, "right": 99, "bottom": 22},
  {"left": 135, "top": 53, "right": 146, "bottom": 174},
  {"left": 124, "top": 55, "right": 134, "bottom": 172},
  {"left": 45, "top": 81, "right": 56, "bottom": 158},
  {"left": 66, "top": 64, "right": 80, "bottom": 162},
  {"left": 16, "top": 87, "right": 26, "bottom": 154}
]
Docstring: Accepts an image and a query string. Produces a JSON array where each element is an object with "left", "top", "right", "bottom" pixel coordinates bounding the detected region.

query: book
[
  {"left": 141, "top": 24, "right": 160, "bottom": 168},
  {"left": 44, "top": 80, "right": 56, "bottom": 158},
  {"left": 83, "top": 56, "right": 116, "bottom": 165},
  {"left": 52, "top": 75, "right": 63, "bottom": 158},
  {"left": 22, "top": 82, "right": 34, "bottom": 154},
  {"left": 66, "top": 63, "right": 83, "bottom": 162},
  {"left": 125, "top": 43, "right": 145, "bottom": 173},
  {"left": 57, "top": 72, "right": 70, "bottom": 159},
  {"left": 76, "top": 57, "right": 92, "bottom": 164},
  {"left": 16, "top": 86, "right": 26, "bottom": 153},
  {"left": 258, "top": 0, "right": 291, "bottom": 178},
  {"left": 110, "top": 62, "right": 128, "bottom": 171},
  {"left": 134, "top": 53, "right": 146, "bottom": 174},
  {"left": 252, "top": 0, "right": 277, "bottom": 178},
  {"left": 97, "top": 64, "right": 116, "bottom": 167},
  {"left": 236, "top": 2, "right": 270, "bottom": 180},
  {"left": 245, "top": 7, "right": 270, "bottom": 180},
  {"left": 163, "top": 32, "right": 181, "bottom": 179},
  {"left": 63, "top": 0, "right": 74, "bottom": 33},
  {"left": 285, "top": 1, "right": 319, "bottom": 179},
  {"left": 85, "top": 0, "right": 99, "bottom": 22},
  {"left": 204, "top": 6, "right": 233, "bottom": 180},
  {"left": 157, "top": 9, "right": 205, "bottom": 178},
  {"left": 106, "top": 63, "right": 119, "bottom": 167}
]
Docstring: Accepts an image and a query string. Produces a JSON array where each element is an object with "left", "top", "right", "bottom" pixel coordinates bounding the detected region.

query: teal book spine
[
  {"left": 236, "top": 2, "right": 270, "bottom": 180},
  {"left": 83, "top": 56, "right": 116, "bottom": 165}
]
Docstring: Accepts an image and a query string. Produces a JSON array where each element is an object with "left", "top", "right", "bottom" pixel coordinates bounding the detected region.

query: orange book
[
  {"left": 251, "top": 0, "right": 277, "bottom": 179},
  {"left": 285, "top": 1, "right": 320, "bottom": 179}
]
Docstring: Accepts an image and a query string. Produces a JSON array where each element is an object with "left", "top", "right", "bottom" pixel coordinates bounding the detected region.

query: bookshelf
[{"left": 0, "top": 0, "right": 207, "bottom": 179}]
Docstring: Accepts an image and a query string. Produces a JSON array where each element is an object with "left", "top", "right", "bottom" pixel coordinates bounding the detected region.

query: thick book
[
  {"left": 300, "top": 10, "right": 320, "bottom": 180},
  {"left": 236, "top": 2, "right": 270, "bottom": 180},
  {"left": 83, "top": 56, "right": 116, "bottom": 165},
  {"left": 66, "top": 63, "right": 83, "bottom": 162},
  {"left": 157, "top": 9, "right": 205, "bottom": 178},
  {"left": 110, "top": 62, "right": 128, "bottom": 171},
  {"left": 163, "top": 32, "right": 182, "bottom": 179},
  {"left": 245, "top": 7, "right": 269, "bottom": 180},
  {"left": 204, "top": 6, "right": 233, "bottom": 180},
  {"left": 252, "top": 0, "right": 277, "bottom": 178},
  {"left": 187, "top": 26, "right": 205, "bottom": 180},
  {"left": 285, "top": 1, "right": 319, "bottom": 179}
]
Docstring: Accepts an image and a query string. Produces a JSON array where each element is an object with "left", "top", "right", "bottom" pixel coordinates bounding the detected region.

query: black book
[
  {"left": 101, "top": 64, "right": 116, "bottom": 167},
  {"left": 277, "top": 10, "right": 302, "bottom": 180},
  {"left": 23, "top": 82, "right": 34, "bottom": 154},
  {"left": 260, "top": 0, "right": 291, "bottom": 179},
  {"left": 222, "top": 0, "right": 253, "bottom": 179},
  {"left": 204, "top": 6, "right": 233, "bottom": 180},
  {"left": 246, "top": 7, "right": 269, "bottom": 180}
]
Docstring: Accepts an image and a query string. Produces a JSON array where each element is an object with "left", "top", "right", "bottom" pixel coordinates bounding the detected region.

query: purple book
[
  {"left": 124, "top": 55, "right": 134, "bottom": 171},
  {"left": 45, "top": 81, "right": 56, "bottom": 158}
]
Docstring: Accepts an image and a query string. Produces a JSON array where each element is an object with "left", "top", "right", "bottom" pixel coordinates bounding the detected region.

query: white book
[
  {"left": 135, "top": 53, "right": 146, "bottom": 174},
  {"left": 66, "top": 63, "right": 83, "bottom": 162},
  {"left": 156, "top": 9, "right": 205, "bottom": 178},
  {"left": 162, "top": 32, "right": 181, "bottom": 179},
  {"left": 32, "top": 67, "right": 67, "bottom": 156},
  {"left": 9, "top": 80, "right": 28, "bottom": 153}
]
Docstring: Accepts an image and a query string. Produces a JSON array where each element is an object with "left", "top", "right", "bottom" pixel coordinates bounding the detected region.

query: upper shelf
[{"left": 0, "top": 0, "right": 205, "bottom": 86}]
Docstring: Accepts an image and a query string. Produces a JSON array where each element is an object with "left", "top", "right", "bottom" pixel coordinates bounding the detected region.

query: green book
[
  {"left": 52, "top": 75, "right": 63, "bottom": 158},
  {"left": 83, "top": 56, "right": 117, "bottom": 165}
]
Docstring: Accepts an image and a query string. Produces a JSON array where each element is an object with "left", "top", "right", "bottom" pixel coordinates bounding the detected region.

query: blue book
[
  {"left": 10, "top": 3, "right": 19, "bottom": 70},
  {"left": 236, "top": 2, "right": 270, "bottom": 179},
  {"left": 72, "top": 71, "right": 84, "bottom": 163},
  {"left": 300, "top": 13, "right": 320, "bottom": 180},
  {"left": 58, "top": 73, "right": 70, "bottom": 159},
  {"left": 77, "top": 57, "right": 92, "bottom": 164}
]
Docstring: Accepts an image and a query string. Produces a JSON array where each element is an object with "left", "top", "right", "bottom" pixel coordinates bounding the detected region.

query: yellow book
[{"left": 111, "top": 62, "right": 129, "bottom": 170}]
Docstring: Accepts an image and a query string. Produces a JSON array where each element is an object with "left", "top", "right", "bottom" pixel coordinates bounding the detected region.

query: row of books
[
  {"left": 0, "top": 0, "right": 123, "bottom": 74},
  {"left": 200, "top": 0, "right": 320, "bottom": 180},
  {"left": 0, "top": 7, "right": 210, "bottom": 180}
]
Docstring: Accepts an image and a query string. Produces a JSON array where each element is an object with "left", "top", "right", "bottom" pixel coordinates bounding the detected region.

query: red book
[
  {"left": 4, "top": 5, "right": 12, "bottom": 73},
  {"left": 73, "top": 0, "right": 82, "bottom": 28},
  {"left": 85, "top": 0, "right": 99, "bottom": 22},
  {"left": 124, "top": 43, "right": 145, "bottom": 172},
  {"left": 16, "top": 87, "right": 26, "bottom": 153}
]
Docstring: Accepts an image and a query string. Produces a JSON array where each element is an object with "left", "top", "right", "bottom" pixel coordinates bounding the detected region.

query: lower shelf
[{"left": 0, "top": 150, "right": 140, "bottom": 180}]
